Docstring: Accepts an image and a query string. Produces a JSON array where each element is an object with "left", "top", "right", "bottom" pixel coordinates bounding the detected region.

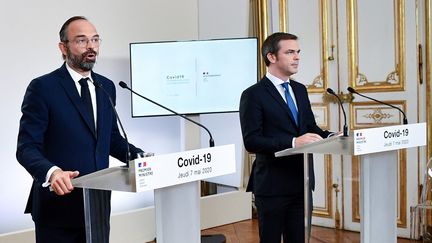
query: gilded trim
[
  {"left": 313, "top": 155, "right": 333, "bottom": 218},
  {"left": 311, "top": 103, "right": 330, "bottom": 129},
  {"left": 279, "top": 0, "right": 287, "bottom": 33},
  {"left": 426, "top": 0, "right": 432, "bottom": 160},
  {"left": 347, "top": 0, "right": 406, "bottom": 92},
  {"left": 347, "top": 0, "right": 357, "bottom": 92},
  {"left": 256, "top": 0, "right": 269, "bottom": 78},
  {"left": 308, "top": 0, "right": 329, "bottom": 93},
  {"left": 349, "top": 100, "right": 407, "bottom": 129},
  {"left": 311, "top": 103, "right": 332, "bottom": 218}
]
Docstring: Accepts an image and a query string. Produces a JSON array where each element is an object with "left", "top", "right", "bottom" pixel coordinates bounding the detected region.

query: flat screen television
[{"left": 129, "top": 37, "right": 258, "bottom": 117}]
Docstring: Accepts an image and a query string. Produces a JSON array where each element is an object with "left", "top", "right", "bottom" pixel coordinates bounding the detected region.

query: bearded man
[{"left": 16, "top": 16, "right": 142, "bottom": 243}]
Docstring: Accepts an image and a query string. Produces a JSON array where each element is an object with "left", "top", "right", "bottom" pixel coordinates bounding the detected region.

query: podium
[
  {"left": 72, "top": 144, "right": 236, "bottom": 243},
  {"left": 275, "top": 123, "right": 426, "bottom": 243}
]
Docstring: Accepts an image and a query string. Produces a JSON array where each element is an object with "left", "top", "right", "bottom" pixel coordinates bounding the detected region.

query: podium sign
[
  {"left": 72, "top": 144, "right": 237, "bottom": 243},
  {"left": 130, "top": 144, "right": 236, "bottom": 192},
  {"left": 354, "top": 123, "right": 426, "bottom": 155},
  {"left": 274, "top": 122, "right": 427, "bottom": 243}
]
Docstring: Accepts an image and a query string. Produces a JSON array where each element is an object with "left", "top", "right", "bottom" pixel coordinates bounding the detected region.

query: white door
[{"left": 269, "top": 0, "right": 424, "bottom": 238}]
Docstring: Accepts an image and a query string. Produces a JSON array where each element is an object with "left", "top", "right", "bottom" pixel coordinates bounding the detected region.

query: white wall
[
  {"left": 0, "top": 0, "right": 252, "bottom": 235},
  {"left": 198, "top": 0, "right": 252, "bottom": 187},
  {"left": 0, "top": 0, "right": 199, "bottom": 234}
]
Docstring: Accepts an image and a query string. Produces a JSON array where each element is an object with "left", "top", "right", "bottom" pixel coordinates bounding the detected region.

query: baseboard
[{"left": 0, "top": 190, "right": 252, "bottom": 243}]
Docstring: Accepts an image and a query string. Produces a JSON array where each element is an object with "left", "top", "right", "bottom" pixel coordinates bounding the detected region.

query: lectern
[
  {"left": 275, "top": 123, "right": 426, "bottom": 243},
  {"left": 72, "top": 144, "right": 236, "bottom": 243}
]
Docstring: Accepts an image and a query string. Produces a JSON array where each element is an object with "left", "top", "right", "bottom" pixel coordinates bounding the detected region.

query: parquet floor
[{"left": 201, "top": 219, "right": 421, "bottom": 243}]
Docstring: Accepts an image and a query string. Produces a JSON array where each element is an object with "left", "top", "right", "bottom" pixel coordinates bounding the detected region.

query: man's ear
[
  {"left": 267, "top": 52, "right": 277, "bottom": 64},
  {"left": 58, "top": 42, "right": 67, "bottom": 57}
]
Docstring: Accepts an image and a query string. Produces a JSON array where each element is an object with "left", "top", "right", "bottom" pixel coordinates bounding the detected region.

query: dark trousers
[
  {"left": 35, "top": 224, "right": 86, "bottom": 243},
  {"left": 255, "top": 193, "right": 305, "bottom": 243},
  {"left": 35, "top": 189, "right": 111, "bottom": 243}
]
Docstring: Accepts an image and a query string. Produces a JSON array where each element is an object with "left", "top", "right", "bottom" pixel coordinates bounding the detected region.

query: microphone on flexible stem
[
  {"left": 347, "top": 87, "right": 408, "bottom": 125},
  {"left": 93, "top": 80, "right": 131, "bottom": 164},
  {"left": 119, "top": 81, "right": 215, "bottom": 147},
  {"left": 326, "top": 88, "right": 349, "bottom": 137}
]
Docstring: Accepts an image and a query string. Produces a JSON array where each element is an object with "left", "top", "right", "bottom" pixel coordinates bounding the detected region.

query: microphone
[
  {"left": 93, "top": 79, "right": 131, "bottom": 163},
  {"left": 119, "top": 81, "right": 215, "bottom": 147},
  {"left": 326, "top": 88, "right": 348, "bottom": 137},
  {"left": 347, "top": 87, "right": 407, "bottom": 124}
]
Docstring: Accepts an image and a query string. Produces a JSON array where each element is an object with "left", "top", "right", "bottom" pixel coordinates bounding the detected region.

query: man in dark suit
[
  {"left": 16, "top": 16, "right": 142, "bottom": 243},
  {"left": 239, "top": 32, "right": 331, "bottom": 243}
]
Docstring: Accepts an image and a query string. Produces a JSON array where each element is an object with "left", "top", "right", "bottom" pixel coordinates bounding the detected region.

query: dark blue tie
[
  {"left": 78, "top": 78, "right": 95, "bottom": 132},
  {"left": 281, "top": 82, "right": 298, "bottom": 125}
]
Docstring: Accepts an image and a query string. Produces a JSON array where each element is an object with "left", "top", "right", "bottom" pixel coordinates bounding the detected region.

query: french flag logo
[{"left": 138, "top": 162, "right": 147, "bottom": 168}]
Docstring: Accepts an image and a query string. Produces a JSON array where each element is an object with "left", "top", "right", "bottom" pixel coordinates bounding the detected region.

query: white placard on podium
[
  {"left": 353, "top": 123, "right": 426, "bottom": 155},
  {"left": 274, "top": 122, "right": 427, "bottom": 243},
  {"left": 72, "top": 144, "right": 237, "bottom": 243},
  {"left": 131, "top": 144, "right": 236, "bottom": 192}
]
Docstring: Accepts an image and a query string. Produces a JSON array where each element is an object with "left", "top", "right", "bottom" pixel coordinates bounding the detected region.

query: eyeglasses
[{"left": 64, "top": 37, "right": 102, "bottom": 48}]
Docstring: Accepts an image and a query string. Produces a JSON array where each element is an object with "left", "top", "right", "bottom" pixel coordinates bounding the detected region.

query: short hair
[
  {"left": 261, "top": 32, "right": 298, "bottom": 66},
  {"left": 59, "top": 16, "right": 88, "bottom": 42}
]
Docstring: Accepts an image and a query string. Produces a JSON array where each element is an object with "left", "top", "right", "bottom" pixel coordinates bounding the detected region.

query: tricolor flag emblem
[{"left": 138, "top": 162, "right": 147, "bottom": 167}]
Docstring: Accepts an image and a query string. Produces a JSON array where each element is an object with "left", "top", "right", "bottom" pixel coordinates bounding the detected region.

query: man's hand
[
  {"left": 295, "top": 133, "right": 323, "bottom": 147},
  {"left": 49, "top": 169, "right": 79, "bottom": 195}
]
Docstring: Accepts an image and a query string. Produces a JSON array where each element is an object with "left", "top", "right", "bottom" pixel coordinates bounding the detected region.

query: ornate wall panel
[
  {"left": 348, "top": 0, "right": 406, "bottom": 92},
  {"left": 287, "top": 0, "right": 329, "bottom": 93},
  {"left": 349, "top": 101, "right": 406, "bottom": 128},
  {"left": 311, "top": 103, "right": 333, "bottom": 218},
  {"left": 349, "top": 101, "right": 407, "bottom": 227}
]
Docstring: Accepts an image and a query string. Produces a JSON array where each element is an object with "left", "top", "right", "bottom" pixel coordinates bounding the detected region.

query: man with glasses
[{"left": 16, "top": 16, "right": 142, "bottom": 243}]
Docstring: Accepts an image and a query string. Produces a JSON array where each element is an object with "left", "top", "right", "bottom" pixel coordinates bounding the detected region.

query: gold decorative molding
[
  {"left": 311, "top": 103, "right": 332, "bottom": 218},
  {"left": 347, "top": 0, "right": 406, "bottom": 92},
  {"left": 322, "top": 91, "right": 354, "bottom": 104},
  {"left": 362, "top": 109, "right": 394, "bottom": 123},
  {"left": 386, "top": 69, "right": 400, "bottom": 84},
  {"left": 426, "top": 0, "right": 432, "bottom": 160},
  {"left": 311, "top": 103, "right": 330, "bottom": 129},
  {"left": 356, "top": 72, "right": 368, "bottom": 86},
  {"left": 255, "top": 0, "right": 269, "bottom": 78},
  {"left": 327, "top": 0, "right": 336, "bottom": 61},
  {"left": 307, "top": 73, "right": 324, "bottom": 90},
  {"left": 279, "top": 0, "right": 287, "bottom": 32},
  {"left": 349, "top": 101, "right": 406, "bottom": 129},
  {"left": 313, "top": 154, "right": 333, "bottom": 218},
  {"left": 308, "top": 0, "right": 329, "bottom": 93}
]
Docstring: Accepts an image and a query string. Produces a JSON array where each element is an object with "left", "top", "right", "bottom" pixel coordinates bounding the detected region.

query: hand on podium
[
  {"left": 49, "top": 169, "right": 80, "bottom": 195},
  {"left": 295, "top": 133, "right": 324, "bottom": 147}
]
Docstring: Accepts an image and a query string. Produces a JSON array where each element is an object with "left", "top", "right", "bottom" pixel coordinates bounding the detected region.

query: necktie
[
  {"left": 78, "top": 78, "right": 95, "bottom": 131},
  {"left": 281, "top": 82, "right": 298, "bottom": 125}
]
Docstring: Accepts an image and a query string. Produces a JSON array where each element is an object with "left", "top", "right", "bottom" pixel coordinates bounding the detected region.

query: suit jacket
[
  {"left": 239, "top": 76, "right": 329, "bottom": 196},
  {"left": 16, "top": 63, "right": 141, "bottom": 227}
]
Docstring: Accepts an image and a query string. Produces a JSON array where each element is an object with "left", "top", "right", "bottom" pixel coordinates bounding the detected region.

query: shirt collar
[
  {"left": 266, "top": 72, "right": 290, "bottom": 87},
  {"left": 65, "top": 62, "right": 93, "bottom": 84}
]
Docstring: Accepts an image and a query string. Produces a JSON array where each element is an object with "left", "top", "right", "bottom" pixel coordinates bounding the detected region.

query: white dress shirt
[{"left": 265, "top": 72, "right": 298, "bottom": 148}]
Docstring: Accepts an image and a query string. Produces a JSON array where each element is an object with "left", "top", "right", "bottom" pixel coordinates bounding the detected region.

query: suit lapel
[
  {"left": 58, "top": 64, "right": 97, "bottom": 138},
  {"left": 262, "top": 77, "right": 299, "bottom": 127}
]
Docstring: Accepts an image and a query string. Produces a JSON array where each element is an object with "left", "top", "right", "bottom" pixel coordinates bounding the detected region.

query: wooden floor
[{"left": 201, "top": 219, "right": 421, "bottom": 243}]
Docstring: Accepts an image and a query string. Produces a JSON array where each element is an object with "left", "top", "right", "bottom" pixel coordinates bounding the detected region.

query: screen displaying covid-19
[{"left": 129, "top": 38, "right": 258, "bottom": 117}]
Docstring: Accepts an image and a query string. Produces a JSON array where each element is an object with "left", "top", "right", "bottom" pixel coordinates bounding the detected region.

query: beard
[{"left": 66, "top": 47, "right": 97, "bottom": 71}]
